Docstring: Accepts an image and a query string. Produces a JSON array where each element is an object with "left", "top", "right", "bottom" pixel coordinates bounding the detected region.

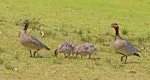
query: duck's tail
[
  {"left": 45, "top": 47, "right": 50, "bottom": 50},
  {"left": 134, "top": 53, "right": 140, "bottom": 57}
]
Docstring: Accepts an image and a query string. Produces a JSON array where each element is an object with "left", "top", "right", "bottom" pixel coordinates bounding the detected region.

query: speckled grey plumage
[
  {"left": 73, "top": 43, "right": 97, "bottom": 59},
  {"left": 54, "top": 42, "right": 75, "bottom": 57},
  {"left": 20, "top": 20, "right": 50, "bottom": 57},
  {"left": 111, "top": 23, "right": 140, "bottom": 63}
]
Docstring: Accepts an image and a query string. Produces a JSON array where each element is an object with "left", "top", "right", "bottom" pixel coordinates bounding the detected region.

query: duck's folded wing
[
  {"left": 124, "top": 40, "right": 138, "bottom": 54},
  {"left": 28, "top": 36, "right": 50, "bottom": 50}
]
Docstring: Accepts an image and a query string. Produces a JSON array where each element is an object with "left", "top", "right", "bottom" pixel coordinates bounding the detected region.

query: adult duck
[
  {"left": 20, "top": 20, "right": 50, "bottom": 57},
  {"left": 110, "top": 23, "right": 140, "bottom": 63}
]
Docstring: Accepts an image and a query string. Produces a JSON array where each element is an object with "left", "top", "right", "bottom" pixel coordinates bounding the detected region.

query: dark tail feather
[
  {"left": 134, "top": 53, "right": 140, "bottom": 57},
  {"left": 45, "top": 47, "right": 50, "bottom": 50}
]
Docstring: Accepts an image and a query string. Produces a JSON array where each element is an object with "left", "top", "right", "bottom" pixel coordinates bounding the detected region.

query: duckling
[
  {"left": 54, "top": 42, "right": 75, "bottom": 58},
  {"left": 72, "top": 43, "right": 97, "bottom": 59}
]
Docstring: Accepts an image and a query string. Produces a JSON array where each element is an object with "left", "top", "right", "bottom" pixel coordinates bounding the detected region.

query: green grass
[{"left": 0, "top": 0, "right": 150, "bottom": 80}]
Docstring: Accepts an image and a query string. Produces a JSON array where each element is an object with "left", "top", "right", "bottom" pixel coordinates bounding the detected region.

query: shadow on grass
[
  {"left": 90, "top": 58, "right": 101, "bottom": 60},
  {"left": 125, "top": 61, "right": 141, "bottom": 64},
  {"left": 71, "top": 57, "right": 101, "bottom": 60},
  {"left": 34, "top": 55, "right": 51, "bottom": 58}
]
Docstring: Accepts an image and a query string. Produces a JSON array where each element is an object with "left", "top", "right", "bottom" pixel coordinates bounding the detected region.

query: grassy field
[{"left": 0, "top": 0, "right": 150, "bottom": 80}]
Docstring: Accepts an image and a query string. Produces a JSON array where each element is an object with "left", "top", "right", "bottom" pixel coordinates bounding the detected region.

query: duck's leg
[
  {"left": 81, "top": 54, "right": 83, "bottom": 58},
  {"left": 66, "top": 53, "right": 71, "bottom": 58},
  {"left": 121, "top": 55, "right": 126, "bottom": 62},
  {"left": 75, "top": 53, "right": 78, "bottom": 58},
  {"left": 33, "top": 49, "right": 40, "bottom": 58},
  {"left": 89, "top": 54, "right": 91, "bottom": 59},
  {"left": 67, "top": 52, "right": 74, "bottom": 59},
  {"left": 30, "top": 50, "right": 32, "bottom": 57},
  {"left": 63, "top": 53, "right": 68, "bottom": 58},
  {"left": 124, "top": 56, "right": 128, "bottom": 64}
]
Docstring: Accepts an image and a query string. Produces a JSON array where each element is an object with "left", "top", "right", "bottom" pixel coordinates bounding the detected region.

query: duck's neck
[
  {"left": 115, "top": 27, "right": 119, "bottom": 36},
  {"left": 114, "top": 27, "right": 122, "bottom": 40},
  {"left": 23, "top": 25, "right": 28, "bottom": 33}
]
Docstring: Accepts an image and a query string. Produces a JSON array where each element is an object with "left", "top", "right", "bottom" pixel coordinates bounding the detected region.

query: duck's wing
[
  {"left": 28, "top": 35, "right": 50, "bottom": 50},
  {"left": 124, "top": 40, "right": 138, "bottom": 54}
]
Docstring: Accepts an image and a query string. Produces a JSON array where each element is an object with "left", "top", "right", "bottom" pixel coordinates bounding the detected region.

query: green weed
[
  {"left": 0, "top": 57, "right": 4, "bottom": 65},
  {"left": 4, "top": 62, "right": 13, "bottom": 70},
  {"left": 121, "top": 27, "right": 128, "bottom": 35}
]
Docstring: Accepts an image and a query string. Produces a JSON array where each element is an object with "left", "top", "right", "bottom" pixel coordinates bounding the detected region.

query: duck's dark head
[
  {"left": 20, "top": 20, "right": 29, "bottom": 27},
  {"left": 110, "top": 23, "right": 122, "bottom": 40},
  {"left": 20, "top": 20, "right": 29, "bottom": 31},
  {"left": 110, "top": 23, "right": 119, "bottom": 28}
]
